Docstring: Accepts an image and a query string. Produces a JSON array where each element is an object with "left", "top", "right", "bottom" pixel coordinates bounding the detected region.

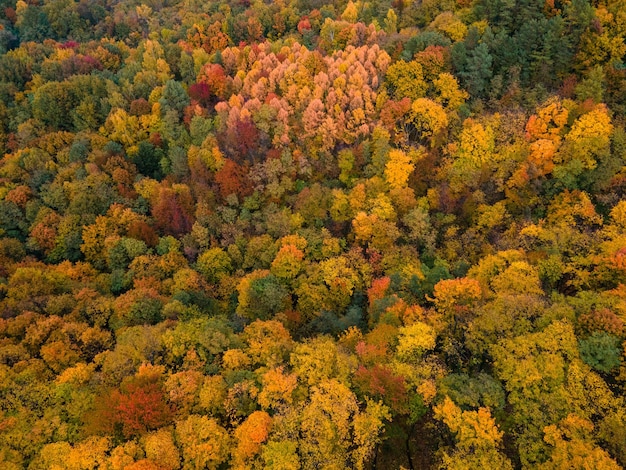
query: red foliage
[
  {"left": 353, "top": 364, "right": 408, "bottom": 414},
  {"left": 366, "top": 249, "right": 383, "bottom": 276},
  {"left": 189, "top": 82, "right": 212, "bottom": 107},
  {"left": 128, "top": 220, "right": 159, "bottom": 247},
  {"left": 152, "top": 187, "right": 195, "bottom": 236},
  {"left": 5, "top": 185, "right": 32, "bottom": 207},
  {"left": 149, "top": 132, "right": 163, "bottom": 148},
  {"left": 355, "top": 340, "right": 388, "bottom": 365},
  {"left": 96, "top": 381, "right": 174, "bottom": 438},
  {"left": 218, "top": 117, "right": 262, "bottom": 164},
  {"left": 559, "top": 75, "right": 577, "bottom": 99},
  {"left": 214, "top": 159, "right": 254, "bottom": 200},
  {"left": 56, "top": 54, "right": 103, "bottom": 79},
  {"left": 197, "top": 63, "right": 229, "bottom": 101},
  {"left": 59, "top": 41, "right": 79, "bottom": 49},
  {"left": 4, "top": 7, "right": 16, "bottom": 24},
  {"left": 380, "top": 98, "right": 412, "bottom": 143},
  {"left": 130, "top": 98, "right": 151, "bottom": 116}
]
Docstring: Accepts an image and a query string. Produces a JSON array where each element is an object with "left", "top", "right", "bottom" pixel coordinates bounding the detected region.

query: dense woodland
[{"left": 0, "top": 0, "right": 626, "bottom": 468}]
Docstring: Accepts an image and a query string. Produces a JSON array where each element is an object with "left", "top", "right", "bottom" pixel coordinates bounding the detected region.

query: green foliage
[{"left": 579, "top": 332, "right": 622, "bottom": 373}]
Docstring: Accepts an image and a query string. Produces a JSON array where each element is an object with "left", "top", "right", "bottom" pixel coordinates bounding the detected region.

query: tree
[
  {"left": 90, "top": 372, "right": 173, "bottom": 439},
  {"left": 258, "top": 367, "right": 298, "bottom": 410},
  {"left": 271, "top": 244, "right": 305, "bottom": 280},
  {"left": 196, "top": 247, "right": 232, "bottom": 283},
  {"left": 236, "top": 271, "right": 291, "bottom": 321},
  {"left": 455, "top": 42, "right": 493, "bottom": 98},
  {"left": 408, "top": 98, "right": 449, "bottom": 146},
  {"left": 232, "top": 411, "right": 272, "bottom": 466},
  {"left": 143, "top": 429, "right": 180, "bottom": 470},
  {"left": 300, "top": 379, "right": 389, "bottom": 470},
  {"left": 491, "top": 320, "right": 580, "bottom": 466},
  {"left": 159, "top": 80, "right": 189, "bottom": 117},
  {"left": 435, "top": 396, "right": 513, "bottom": 470},
  {"left": 395, "top": 321, "right": 437, "bottom": 362},
  {"left": 151, "top": 185, "right": 195, "bottom": 236},
  {"left": 242, "top": 320, "right": 293, "bottom": 368},
  {"left": 175, "top": 415, "right": 230, "bottom": 470},
  {"left": 540, "top": 415, "right": 621, "bottom": 470},
  {"left": 386, "top": 60, "right": 427, "bottom": 101},
  {"left": 384, "top": 149, "right": 416, "bottom": 190}
]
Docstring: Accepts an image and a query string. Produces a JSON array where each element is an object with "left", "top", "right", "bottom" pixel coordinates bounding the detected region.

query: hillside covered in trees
[{"left": 1, "top": 0, "right": 626, "bottom": 468}]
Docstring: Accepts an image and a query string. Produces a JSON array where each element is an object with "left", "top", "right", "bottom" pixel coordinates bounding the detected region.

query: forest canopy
[{"left": 1, "top": 0, "right": 626, "bottom": 468}]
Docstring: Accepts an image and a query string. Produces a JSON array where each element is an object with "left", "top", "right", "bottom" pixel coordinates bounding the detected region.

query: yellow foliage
[
  {"left": 55, "top": 362, "right": 95, "bottom": 385},
  {"left": 386, "top": 60, "right": 427, "bottom": 101},
  {"left": 458, "top": 119, "right": 495, "bottom": 167},
  {"left": 410, "top": 98, "right": 449, "bottom": 145},
  {"left": 566, "top": 106, "right": 613, "bottom": 143},
  {"left": 198, "top": 375, "right": 227, "bottom": 415},
  {"left": 271, "top": 244, "right": 305, "bottom": 280},
  {"left": 369, "top": 194, "right": 397, "bottom": 221},
  {"left": 175, "top": 415, "right": 230, "bottom": 470},
  {"left": 396, "top": 321, "right": 437, "bottom": 362},
  {"left": 430, "top": 12, "right": 468, "bottom": 42},
  {"left": 435, "top": 397, "right": 503, "bottom": 449},
  {"left": 143, "top": 429, "right": 180, "bottom": 470},
  {"left": 541, "top": 415, "right": 621, "bottom": 470},
  {"left": 290, "top": 336, "right": 357, "bottom": 386},
  {"left": 222, "top": 348, "right": 252, "bottom": 370},
  {"left": 258, "top": 366, "right": 298, "bottom": 409},
  {"left": 434, "top": 73, "right": 468, "bottom": 110},
  {"left": 384, "top": 149, "right": 415, "bottom": 190},
  {"left": 341, "top": 1, "right": 359, "bottom": 23},
  {"left": 490, "top": 261, "right": 543, "bottom": 296},
  {"left": 609, "top": 201, "right": 626, "bottom": 228},
  {"left": 432, "top": 278, "right": 482, "bottom": 312},
  {"left": 351, "top": 399, "right": 391, "bottom": 470},
  {"left": 278, "top": 234, "right": 308, "bottom": 250},
  {"left": 417, "top": 379, "right": 437, "bottom": 404},
  {"left": 300, "top": 379, "right": 359, "bottom": 467},
  {"left": 526, "top": 99, "right": 569, "bottom": 142},
  {"left": 242, "top": 320, "right": 294, "bottom": 367},
  {"left": 235, "top": 269, "right": 271, "bottom": 319}
]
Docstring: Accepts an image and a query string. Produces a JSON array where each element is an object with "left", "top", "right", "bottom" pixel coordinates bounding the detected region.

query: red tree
[
  {"left": 92, "top": 381, "right": 174, "bottom": 439},
  {"left": 214, "top": 159, "right": 254, "bottom": 200},
  {"left": 152, "top": 187, "right": 195, "bottom": 236}
]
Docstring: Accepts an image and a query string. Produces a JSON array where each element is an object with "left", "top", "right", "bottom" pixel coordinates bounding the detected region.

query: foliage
[{"left": 0, "top": 0, "right": 625, "bottom": 467}]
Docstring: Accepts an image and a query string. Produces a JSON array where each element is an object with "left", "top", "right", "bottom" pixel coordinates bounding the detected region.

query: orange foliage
[
  {"left": 233, "top": 411, "right": 272, "bottom": 461},
  {"left": 367, "top": 277, "right": 391, "bottom": 306},
  {"left": 214, "top": 159, "right": 254, "bottom": 200}
]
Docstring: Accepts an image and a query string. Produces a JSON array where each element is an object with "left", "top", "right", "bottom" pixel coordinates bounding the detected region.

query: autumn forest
[{"left": 0, "top": 0, "right": 625, "bottom": 467}]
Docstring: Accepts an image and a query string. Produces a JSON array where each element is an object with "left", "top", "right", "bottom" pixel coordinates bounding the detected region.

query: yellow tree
[
  {"left": 300, "top": 379, "right": 389, "bottom": 470},
  {"left": 258, "top": 367, "right": 298, "bottom": 411},
  {"left": 384, "top": 149, "right": 416, "bottom": 190},
  {"left": 409, "top": 98, "right": 448, "bottom": 147},
  {"left": 435, "top": 397, "right": 513, "bottom": 470},
  {"left": 386, "top": 60, "right": 427, "bottom": 101},
  {"left": 271, "top": 244, "right": 305, "bottom": 280},
  {"left": 540, "top": 415, "right": 621, "bottom": 470},
  {"left": 143, "top": 429, "right": 180, "bottom": 470},
  {"left": 175, "top": 415, "right": 230, "bottom": 470},
  {"left": 433, "top": 73, "right": 468, "bottom": 111}
]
